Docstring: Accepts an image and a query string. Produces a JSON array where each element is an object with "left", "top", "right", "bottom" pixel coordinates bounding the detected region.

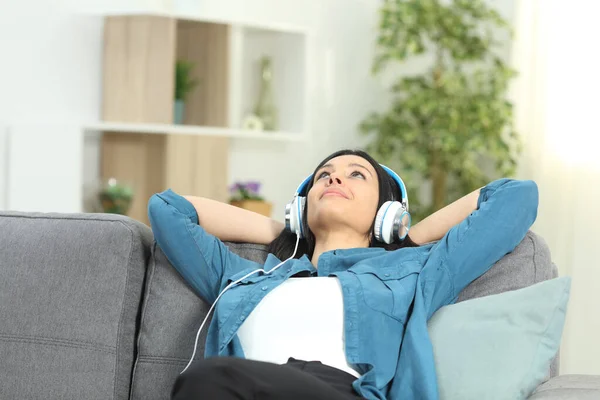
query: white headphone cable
[{"left": 180, "top": 234, "right": 301, "bottom": 374}]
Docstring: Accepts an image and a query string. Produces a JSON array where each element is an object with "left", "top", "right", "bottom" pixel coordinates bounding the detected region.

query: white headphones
[{"left": 285, "top": 164, "right": 411, "bottom": 244}]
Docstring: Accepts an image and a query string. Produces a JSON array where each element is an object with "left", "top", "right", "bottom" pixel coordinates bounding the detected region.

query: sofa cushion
[
  {"left": 130, "top": 242, "right": 268, "bottom": 400},
  {"left": 429, "top": 277, "right": 570, "bottom": 400},
  {"left": 0, "top": 212, "right": 152, "bottom": 400}
]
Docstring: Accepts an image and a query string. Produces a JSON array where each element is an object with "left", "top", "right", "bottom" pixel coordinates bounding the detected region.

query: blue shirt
[{"left": 148, "top": 178, "right": 538, "bottom": 400}]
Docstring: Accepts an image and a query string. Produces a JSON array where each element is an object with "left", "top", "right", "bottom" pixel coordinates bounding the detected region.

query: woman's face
[{"left": 306, "top": 155, "right": 380, "bottom": 238}]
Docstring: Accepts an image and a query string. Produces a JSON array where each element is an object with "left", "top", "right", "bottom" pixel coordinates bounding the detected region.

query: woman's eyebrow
[
  {"left": 313, "top": 164, "right": 333, "bottom": 181},
  {"left": 314, "top": 163, "right": 333, "bottom": 175},
  {"left": 348, "top": 163, "right": 373, "bottom": 177}
]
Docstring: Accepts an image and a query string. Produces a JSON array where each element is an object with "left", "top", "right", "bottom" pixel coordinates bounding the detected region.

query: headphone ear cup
[
  {"left": 296, "top": 197, "right": 306, "bottom": 238},
  {"left": 374, "top": 201, "right": 410, "bottom": 244},
  {"left": 374, "top": 201, "right": 395, "bottom": 244},
  {"left": 288, "top": 196, "right": 306, "bottom": 238},
  {"left": 396, "top": 210, "right": 411, "bottom": 241}
]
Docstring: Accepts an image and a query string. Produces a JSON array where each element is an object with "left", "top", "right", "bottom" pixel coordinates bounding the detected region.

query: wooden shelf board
[{"left": 85, "top": 122, "right": 306, "bottom": 142}]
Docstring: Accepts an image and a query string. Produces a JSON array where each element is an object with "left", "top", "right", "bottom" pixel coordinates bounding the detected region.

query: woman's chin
[{"left": 313, "top": 207, "right": 351, "bottom": 225}]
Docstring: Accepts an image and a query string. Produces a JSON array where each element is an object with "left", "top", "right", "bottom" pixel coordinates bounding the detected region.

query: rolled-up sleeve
[
  {"left": 148, "top": 189, "right": 260, "bottom": 304},
  {"left": 421, "top": 179, "right": 539, "bottom": 316}
]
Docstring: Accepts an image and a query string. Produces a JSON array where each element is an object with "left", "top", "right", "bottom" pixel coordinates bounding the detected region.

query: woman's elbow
[{"left": 518, "top": 180, "right": 539, "bottom": 226}]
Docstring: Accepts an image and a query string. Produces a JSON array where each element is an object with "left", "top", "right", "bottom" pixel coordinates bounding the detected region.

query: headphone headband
[
  {"left": 294, "top": 174, "right": 314, "bottom": 197},
  {"left": 293, "top": 163, "right": 409, "bottom": 210}
]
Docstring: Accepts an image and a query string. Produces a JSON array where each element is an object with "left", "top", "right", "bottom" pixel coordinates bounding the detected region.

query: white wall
[
  {"left": 0, "top": 124, "right": 8, "bottom": 210},
  {"left": 7, "top": 124, "right": 83, "bottom": 213},
  {"left": 0, "top": 0, "right": 102, "bottom": 211},
  {"left": 0, "top": 2, "right": 102, "bottom": 123}
]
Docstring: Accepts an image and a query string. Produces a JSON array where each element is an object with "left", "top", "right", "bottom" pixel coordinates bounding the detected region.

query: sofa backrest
[
  {"left": 131, "top": 230, "right": 559, "bottom": 399},
  {"left": 0, "top": 212, "right": 152, "bottom": 400},
  {"left": 458, "top": 231, "right": 558, "bottom": 302},
  {"left": 129, "top": 242, "right": 268, "bottom": 400}
]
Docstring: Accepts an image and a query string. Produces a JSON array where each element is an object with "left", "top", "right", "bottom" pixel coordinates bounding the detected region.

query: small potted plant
[
  {"left": 98, "top": 178, "right": 134, "bottom": 215},
  {"left": 229, "top": 181, "right": 272, "bottom": 217},
  {"left": 174, "top": 60, "right": 199, "bottom": 124}
]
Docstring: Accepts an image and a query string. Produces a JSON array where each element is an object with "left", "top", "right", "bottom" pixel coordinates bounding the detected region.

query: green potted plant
[
  {"left": 98, "top": 178, "right": 134, "bottom": 215},
  {"left": 229, "top": 181, "right": 272, "bottom": 217},
  {"left": 361, "top": 0, "right": 520, "bottom": 221},
  {"left": 174, "top": 60, "right": 199, "bottom": 124}
]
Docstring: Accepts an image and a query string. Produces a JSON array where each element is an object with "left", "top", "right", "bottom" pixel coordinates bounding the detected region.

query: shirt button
[
  {"left": 384, "top": 273, "right": 390, "bottom": 277},
  {"left": 239, "top": 316, "right": 245, "bottom": 321},
  {"left": 287, "top": 268, "right": 292, "bottom": 273},
  {"left": 261, "top": 286, "right": 268, "bottom": 291}
]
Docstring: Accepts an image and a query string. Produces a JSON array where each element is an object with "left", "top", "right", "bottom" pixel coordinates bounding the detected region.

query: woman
[{"left": 148, "top": 149, "right": 538, "bottom": 400}]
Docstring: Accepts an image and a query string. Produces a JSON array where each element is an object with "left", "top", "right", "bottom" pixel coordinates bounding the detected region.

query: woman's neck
[{"left": 311, "top": 231, "right": 369, "bottom": 267}]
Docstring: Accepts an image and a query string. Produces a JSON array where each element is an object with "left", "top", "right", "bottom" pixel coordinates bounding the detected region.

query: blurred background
[{"left": 0, "top": 0, "right": 598, "bottom": 376}]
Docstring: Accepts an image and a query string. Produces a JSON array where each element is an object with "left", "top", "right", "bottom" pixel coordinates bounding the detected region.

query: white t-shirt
[{"left": 236, "top": 277, "right": 361, "bottom": 378}]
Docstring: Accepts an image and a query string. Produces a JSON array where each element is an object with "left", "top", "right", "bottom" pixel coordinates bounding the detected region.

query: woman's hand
[
  {"left": 408, "top": 188, "right": 481, "bottom": 245},
  {"left": 183, "top": 196, "right": 284, "bottom": 245}
]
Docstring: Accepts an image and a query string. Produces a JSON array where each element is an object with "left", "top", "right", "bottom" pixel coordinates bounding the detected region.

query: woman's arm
[
  {"left": 183, "top": 196, "right": 284, "bottom": 245},
  {"left": 419, "top": 179, "right": 539, "bottom": 317},
  {"left": 408, "top": 188, "right": 481, "bottom": 245},
  {"left": 148, "top": 190, "right": 262, "bottom": 304}
]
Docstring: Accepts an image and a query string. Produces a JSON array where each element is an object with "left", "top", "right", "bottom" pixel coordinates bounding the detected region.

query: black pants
[{"left": 171, "top": 357, "right": 364, "bottom": 399}]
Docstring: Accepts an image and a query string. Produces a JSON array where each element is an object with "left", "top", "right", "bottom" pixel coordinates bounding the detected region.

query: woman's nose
[{"left": 328, "top": 175, "right": 343, "bottom": 185}]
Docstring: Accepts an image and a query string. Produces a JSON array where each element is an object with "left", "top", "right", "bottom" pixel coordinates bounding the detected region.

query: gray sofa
[{"left": 0, "top": 211, "right": 598, "bottom": 400}]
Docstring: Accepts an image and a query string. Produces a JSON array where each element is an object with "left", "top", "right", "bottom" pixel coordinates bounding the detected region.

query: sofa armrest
[
  {"left": 0, "top": 212, "right": 152, "bottom": 400},
  {"left": 529, "top": 375, "right": 600, "bottom": 399}
]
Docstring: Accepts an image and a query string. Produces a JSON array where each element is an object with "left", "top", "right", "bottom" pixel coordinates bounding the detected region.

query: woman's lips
[{"left": 321, "top": 189, "right": 349, "bottom": 199}]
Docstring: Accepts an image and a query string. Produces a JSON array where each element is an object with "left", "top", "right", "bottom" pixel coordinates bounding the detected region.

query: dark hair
[{"left": 267, "top": 149, "right": 419, "bottom": 260}]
